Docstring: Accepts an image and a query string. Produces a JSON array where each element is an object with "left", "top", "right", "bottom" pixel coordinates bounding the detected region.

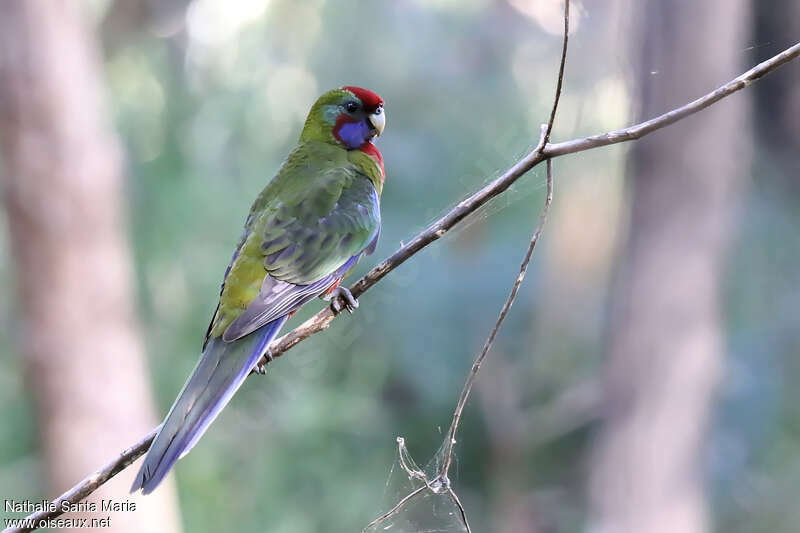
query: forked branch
[{"left": 364, "top": 156, "right": 556, "bottom": 533}]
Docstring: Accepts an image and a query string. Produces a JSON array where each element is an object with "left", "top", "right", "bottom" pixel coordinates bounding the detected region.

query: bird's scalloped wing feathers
[
  {"left": 219, "top": 167, "right": 380, "bottom": 342},
  {"left": 260, "top": 168, "right": 380, "bottom": 284},
  {"left": 221, "top": 253, "right": 360, "bottom": 342}
]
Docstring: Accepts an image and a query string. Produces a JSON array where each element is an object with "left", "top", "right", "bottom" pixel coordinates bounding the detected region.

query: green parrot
[{"left": 131, "top": 86, "right": 386, "bottom": 494}]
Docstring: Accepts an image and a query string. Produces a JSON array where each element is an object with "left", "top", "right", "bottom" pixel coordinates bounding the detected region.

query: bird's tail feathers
[{"left": 130, "top": 316, "right": 287, "bottom": 494}]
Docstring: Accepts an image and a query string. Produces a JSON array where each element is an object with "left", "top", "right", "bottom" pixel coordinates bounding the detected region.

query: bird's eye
[
  {"left": 344, "top": 101, "right": 359, "bottom": 113},
  {"left": 373, "top": 106, "right": 383, "bottom": 115}
]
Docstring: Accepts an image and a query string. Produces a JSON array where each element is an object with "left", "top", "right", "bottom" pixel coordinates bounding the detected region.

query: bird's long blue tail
[{"left": 131, "top": 316, "right": 287, "bottom": 494}]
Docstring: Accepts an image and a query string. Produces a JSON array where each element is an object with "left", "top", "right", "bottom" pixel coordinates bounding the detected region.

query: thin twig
[
  {"left": 441, "top": 155, "right": 555, "bottom": 476},
  {"left": 542, "top": 0, "right": 569, "bottom": 146},
  {"left": 1, "top": 429, "right": 157, "bottom": 533},
  {"left": 440, "top": 0, "right": 569, "bottom": 475},
  {"left": 543, "top": 41, "right": 800, "bottom": 158},
  {"left": 361, "top": 485, "right": 428, "bottom": 532},
  {"left": 6, "top": 37, "right": 799, "bottom": 533},
  {"left": 364, "top": 156, "right": 555, "bottom": 533},
  {"left": 448, "top": 487, "right": 471, "bottom": 533}
]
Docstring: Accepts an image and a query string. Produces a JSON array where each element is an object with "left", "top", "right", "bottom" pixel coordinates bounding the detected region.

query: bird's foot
[
  {"left": 325, "top": 286, "right": 359, "bottom": 315},
  {"left": 254, "top": 348, "right": 274, "bottom": 375}
]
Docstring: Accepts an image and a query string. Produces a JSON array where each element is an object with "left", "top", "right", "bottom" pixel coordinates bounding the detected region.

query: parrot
[{"left": 131, "top": 86, "right": 386, "bottom": 494}]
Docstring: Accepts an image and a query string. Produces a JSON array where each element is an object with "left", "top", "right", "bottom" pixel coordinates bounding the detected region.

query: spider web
[{"left": 363, "top": 437, "right": 469, "bottom": 533}]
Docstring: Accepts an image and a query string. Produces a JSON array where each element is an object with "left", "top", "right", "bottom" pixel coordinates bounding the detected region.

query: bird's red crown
[{"left": 341, "top": 86, "right": 383, "bottom": 112}]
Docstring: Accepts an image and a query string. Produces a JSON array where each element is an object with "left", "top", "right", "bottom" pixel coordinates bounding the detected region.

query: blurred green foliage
[{"left": 1, "top": 0, "right": 799, "bottom": 532}]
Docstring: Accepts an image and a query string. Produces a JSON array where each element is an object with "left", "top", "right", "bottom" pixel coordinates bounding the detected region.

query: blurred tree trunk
[
  {"left": 587, "top": 1, "right": 751, "bottom": 533},
  {"left": 0, "top": 2, "right": 182, "bottom": 532}
]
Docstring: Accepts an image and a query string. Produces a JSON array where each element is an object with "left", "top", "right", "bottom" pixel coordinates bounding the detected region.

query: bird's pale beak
[{"left": 369, "top": 107, "right": 385, "bottom": 137}]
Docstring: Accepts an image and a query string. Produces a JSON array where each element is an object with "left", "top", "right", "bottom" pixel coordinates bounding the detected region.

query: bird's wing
[{"left": 208, "top": 165, "right": 380, "bottom": 343}]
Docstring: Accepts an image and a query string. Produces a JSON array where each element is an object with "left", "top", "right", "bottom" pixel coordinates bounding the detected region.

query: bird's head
[{"left": 300, "top": 86, "right": 385, "bottom": 149}]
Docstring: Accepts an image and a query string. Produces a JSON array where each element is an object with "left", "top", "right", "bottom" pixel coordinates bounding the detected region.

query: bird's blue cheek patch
[{"left": 335, "top": 120, "right": 371, "bottom": 149}]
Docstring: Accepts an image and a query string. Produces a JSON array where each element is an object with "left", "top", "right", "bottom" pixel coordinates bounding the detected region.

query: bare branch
[
  {"left": 543, "top": 41, "right": 800, "bottom": 158},
  {"left": 7, "top": 33, "right": 799, "bottom": 533},
  {"left": 448, "top": 487, "right": 472, "bottom": 533},
  {"left": 543, "top": 0, "right": 570, "bottom": 146},
  {"left": 2, "top": 430, "right": 157, "bottom": 533}
]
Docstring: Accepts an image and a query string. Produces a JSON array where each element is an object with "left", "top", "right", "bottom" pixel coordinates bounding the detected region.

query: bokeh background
[{"left": 1, "top": 0, "right": 798, "bottom": 532}]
